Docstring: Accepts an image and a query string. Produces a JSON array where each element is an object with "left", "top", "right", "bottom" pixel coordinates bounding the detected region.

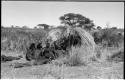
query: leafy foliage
[
  {"left": 92, "top": 28, "right": 124, "bottom": 47},
  {"left": 59, "top": 13, "right": 95, "bottom": 30},
  {"left": 37, "top": 24, "right": 50, "bottom": 30}
]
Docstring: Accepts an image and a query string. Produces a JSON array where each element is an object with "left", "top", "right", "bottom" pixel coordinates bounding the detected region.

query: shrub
[{"left": 92, "top": 28, "right": 124, "bottom": 47}]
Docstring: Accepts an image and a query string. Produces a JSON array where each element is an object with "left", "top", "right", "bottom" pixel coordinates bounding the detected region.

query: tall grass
[
  {"left": 63, "top": 46, "right": 94, "bottom": 66},
  {"left": 93, "top": 45, "right": 124, "bottom": 63},
  {"left": 1, "top": 28, "right": 47, "bottom": 52}
]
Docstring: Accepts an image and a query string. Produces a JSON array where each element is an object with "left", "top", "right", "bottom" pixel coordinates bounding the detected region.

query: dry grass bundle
[{"left": 73, "top": 27, "right": 95, "bottom": 53}]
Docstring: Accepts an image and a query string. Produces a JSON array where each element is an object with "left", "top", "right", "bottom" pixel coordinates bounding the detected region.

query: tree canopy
[
  {"left": 59, "top": 13, "right": 95, "bottom": 30},
  {"left": 37, "top": 24, "right": 49, "bottom": 30},
  {"left": 97, "top": 26, "right": 102, "bottom": 30}
]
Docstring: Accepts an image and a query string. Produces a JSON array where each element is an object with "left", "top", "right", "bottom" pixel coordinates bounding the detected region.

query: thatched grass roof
[
  {"left": 48, "top": 27, "right": 95, "bottom": 47},
  {"left": 47, "top": 26, "right": 96, "bottom": 57}
]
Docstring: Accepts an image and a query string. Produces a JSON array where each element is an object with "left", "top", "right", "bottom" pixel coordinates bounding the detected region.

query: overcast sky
[{"left": 2, "top": 1, "right": 124, "bottom": 28}]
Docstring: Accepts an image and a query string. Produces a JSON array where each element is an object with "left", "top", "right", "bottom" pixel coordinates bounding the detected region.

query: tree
[
  {"left": 11, "top": 25, "right": 14, "bottom": 28},
  {"left": 22, "top": 26, "right": 28, "bottom": 29},
  {"left": 97, "top": 26, "right": 102, "bottom": 30},
  {"left": 59, "top": 13, "right": 95, "bottom": 30},
  {"left": 111, "top": 27, "right": 117, "bottom": 29},
  {"left": 34, "top": 26, "right": 37, "bottom": 29},
  {"left": 106, "top": 22, "right": 110, "bottom": 28},
  {"left": 49, "top": 26, "right": 54, "bottom": 29},
  {"left": 15, "top": 26, "right": 20, "bottom": 28},
  {"left": 1, "top": 25, "right": 4, "bottom": 28},
  {"left": 37, "top": 24, "right": 49, "bottom": 30}
]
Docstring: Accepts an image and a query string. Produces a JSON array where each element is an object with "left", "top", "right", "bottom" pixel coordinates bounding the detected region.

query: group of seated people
[{"left": 25, "top": 39, "right": 68, "bottom": 64}]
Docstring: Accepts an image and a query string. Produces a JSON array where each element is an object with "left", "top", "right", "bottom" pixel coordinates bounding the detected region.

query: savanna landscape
[{"left": 1, "top": 13, "right": 124, "bottom": 79}]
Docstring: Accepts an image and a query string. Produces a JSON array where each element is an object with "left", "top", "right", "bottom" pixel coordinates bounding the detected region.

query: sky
[{"left": 2, "top": 1, "right": 124, "bottom": 28}]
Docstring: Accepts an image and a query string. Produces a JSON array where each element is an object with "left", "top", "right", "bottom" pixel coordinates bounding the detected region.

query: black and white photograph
[{"left": 1, "top": 0, "right": 124, "bottom": 79}]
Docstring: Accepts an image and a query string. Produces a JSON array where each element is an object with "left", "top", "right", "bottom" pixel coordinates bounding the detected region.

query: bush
[{"left": 92, "top": 28, "right": 124, "bottom": 47}]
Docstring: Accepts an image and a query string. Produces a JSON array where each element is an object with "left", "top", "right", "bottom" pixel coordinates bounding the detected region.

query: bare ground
[{"left": 1, "top": 51, "right": 124, "bottom": 79}]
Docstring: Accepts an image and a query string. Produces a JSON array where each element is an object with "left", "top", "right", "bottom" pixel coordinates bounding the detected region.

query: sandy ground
[{"left": 1, "top": 51, "right": 124, "bottom": 79}]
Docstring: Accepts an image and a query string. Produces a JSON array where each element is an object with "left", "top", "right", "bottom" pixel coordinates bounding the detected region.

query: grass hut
[{"left": 47, "top": 26, "right": 96, "bottom": 65}]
